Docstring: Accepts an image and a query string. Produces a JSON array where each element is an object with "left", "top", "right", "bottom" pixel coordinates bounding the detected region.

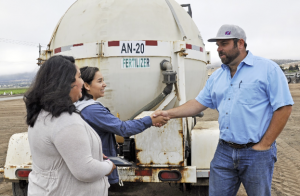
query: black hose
[
  {"left": 163, "top": 83, "right": 173, "bottom": 95},
  {"left": 129, "top": 84, "right": 173, "bottom": 120}
]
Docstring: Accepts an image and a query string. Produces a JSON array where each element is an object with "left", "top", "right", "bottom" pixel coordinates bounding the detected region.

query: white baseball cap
[{"left": 208, "top": 24, "right": 247, "bottom": 42}]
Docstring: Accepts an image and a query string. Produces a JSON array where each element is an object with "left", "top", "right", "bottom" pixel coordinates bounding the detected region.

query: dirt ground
[{"left": 0, "top": 84, "right": 299, "bottom": 196}]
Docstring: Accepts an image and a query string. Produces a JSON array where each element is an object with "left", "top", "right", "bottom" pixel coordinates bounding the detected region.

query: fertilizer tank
[
  {"left": 42, "top": 0, "right": 211, "bottom": 120},
  {"left": 2, "top": 1, "right": 215, "bottom": 186}
]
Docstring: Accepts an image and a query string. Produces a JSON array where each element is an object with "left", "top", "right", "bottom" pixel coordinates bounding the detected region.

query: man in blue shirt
[{"left": 154, "top": 24, "right": 293, "bottom": 195}]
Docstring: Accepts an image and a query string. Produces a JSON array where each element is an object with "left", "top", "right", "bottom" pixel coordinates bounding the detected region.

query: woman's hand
[
  {"left": 104, "top": 154, "right": 116, "bottom": 176},
  {"left": 103, "top": 154, "right": 108, "bottom": 159},
  {"left": 106, "top": 162, "right": 116, "bottom": 176},
  {"left": 150, "top": 111, "right": 170, "bottom": 127}
]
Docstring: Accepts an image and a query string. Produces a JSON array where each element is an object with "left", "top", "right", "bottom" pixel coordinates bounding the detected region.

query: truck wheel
[
  {"left": 287, "top": 77, "right": 291, "bottom": 84},
  {"left": 12, "top": 180, "right": 28, "bottom": 196},
  {"left": 190, "top": 186, "right": 209, "bottom": 196},
  {"left": 199, "top": 186, "right": 209, "bottom": 196}
]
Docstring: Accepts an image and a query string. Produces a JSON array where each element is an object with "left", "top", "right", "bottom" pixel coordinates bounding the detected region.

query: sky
[{"left": 0, "top": 0, "right": 299, "bottom": 76}]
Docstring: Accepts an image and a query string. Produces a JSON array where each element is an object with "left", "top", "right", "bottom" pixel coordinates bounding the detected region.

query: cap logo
[{"left": 225, "top": 31, "right": 231, "bottom": 35}]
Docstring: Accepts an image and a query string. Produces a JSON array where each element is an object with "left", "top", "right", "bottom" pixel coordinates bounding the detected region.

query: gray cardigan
[{"left": 28, "top": 110, "right": 113, "bottom": 196}]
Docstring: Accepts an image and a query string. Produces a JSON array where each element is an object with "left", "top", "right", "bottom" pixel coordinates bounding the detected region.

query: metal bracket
[
  {"left": 173, "top": 41, "right": 186, "bottom": 53},
  {"left": 181, "top": 4, "right": 192, "bottom": 18}
]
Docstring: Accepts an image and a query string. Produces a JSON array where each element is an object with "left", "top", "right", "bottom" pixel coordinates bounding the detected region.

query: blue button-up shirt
[{"left": 196, "top": 51, "right": 294, "bottom": 144}]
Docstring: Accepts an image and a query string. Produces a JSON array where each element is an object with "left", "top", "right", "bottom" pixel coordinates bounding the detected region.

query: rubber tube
[{"left": 129, "top": 84, "right": 173, "bottom": 120}]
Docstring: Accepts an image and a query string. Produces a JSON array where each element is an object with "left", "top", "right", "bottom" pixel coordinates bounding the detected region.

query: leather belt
[{"left": 221, "top": 139, "right": 257, "bottom": 149}]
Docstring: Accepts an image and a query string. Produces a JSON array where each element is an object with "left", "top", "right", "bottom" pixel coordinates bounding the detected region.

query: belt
[{"left": 221, "top": 139, "right": 257, "bottom": 149}]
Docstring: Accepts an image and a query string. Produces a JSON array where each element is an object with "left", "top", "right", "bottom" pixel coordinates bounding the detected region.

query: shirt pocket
[{"left": 237, "top": 83, "right": 258, "bottom": 105}]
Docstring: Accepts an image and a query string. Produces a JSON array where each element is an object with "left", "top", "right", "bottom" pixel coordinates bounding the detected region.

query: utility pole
[{"left": 37, "top": 43, "right": 42, "bottom": 66}]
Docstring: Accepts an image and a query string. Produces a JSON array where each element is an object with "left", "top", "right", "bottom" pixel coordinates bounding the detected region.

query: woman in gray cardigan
[{"left": 24, "top": 55, "right": 116, "bottom": 196}]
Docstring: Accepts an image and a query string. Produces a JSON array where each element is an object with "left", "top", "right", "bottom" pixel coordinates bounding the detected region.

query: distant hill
[
  {"left": 207, "top": 59, "right": 300, "bottom": 68},
  {"left": 271, "top": 59, "right": 300, "bottom": 65},
  {"left": 0, "top": 72, "right": 37, "bottom": 88},
  {"left": 207, "top": 61, "right": 222, "bottom": 69},
  {"left": 0, "top": 72, "right": 36, "bottom": 82}
]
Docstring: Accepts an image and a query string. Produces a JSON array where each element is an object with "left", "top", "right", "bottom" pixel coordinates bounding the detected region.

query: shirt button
[
  {"left": 226, "top": 127, "right": 228, "bottom": 129},
  {"left": 226, "top": 113, "right": 228, "bottom": 115},
  {"left": 231, "top": 84, "right": 233, "bottom": 86},
  {"left": 228, "top": 98, "right": 230, "bottom": 100}
]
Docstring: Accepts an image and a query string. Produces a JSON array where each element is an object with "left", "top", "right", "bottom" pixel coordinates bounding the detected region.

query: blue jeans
[{"left": 209, "top": 140, "right": 277, "bottom": 196}]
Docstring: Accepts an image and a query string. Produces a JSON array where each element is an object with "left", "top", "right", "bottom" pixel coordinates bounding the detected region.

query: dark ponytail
[{"left": 79, "top": 66, "right": 99, "bottom": 101}]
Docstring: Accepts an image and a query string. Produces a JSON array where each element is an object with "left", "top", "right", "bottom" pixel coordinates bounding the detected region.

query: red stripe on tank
[
  {"left": 186, "top": 44, "right": 192, "bottom": 49},
  {"left": 145, "top": 40, "right": 158, "bottom": 46},
  {"left": 73, "top": 43, "right": 83, "bottom": 47},
  {"left": 54, "top": 47, "right": 61, "bottom": 54},
  {"left": 108, "top": 41, "right": 120, "bottom": 47}
]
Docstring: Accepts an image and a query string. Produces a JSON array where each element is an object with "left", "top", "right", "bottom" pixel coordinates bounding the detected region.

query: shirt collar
[
  {"left": 221, "top": 50, "right": 254, "bottom": 70},
  {"left": 242, "top": 50, "right": 254, "bottom": 66}
]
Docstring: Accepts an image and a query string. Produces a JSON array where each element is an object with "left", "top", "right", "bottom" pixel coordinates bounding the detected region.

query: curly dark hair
[
  {"left": 79, "top": 66, "right": 99, "bottom": 101},
  {"left": 24, "top": 55, "right": 78, "bottom": 127}
]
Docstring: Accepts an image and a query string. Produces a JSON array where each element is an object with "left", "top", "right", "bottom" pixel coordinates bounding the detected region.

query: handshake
[{"left": 150, "top": 110, "right": 170, "bottom": 127}]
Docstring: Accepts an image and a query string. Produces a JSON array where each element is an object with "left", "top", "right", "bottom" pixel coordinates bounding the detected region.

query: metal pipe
[
  {"left": 160, "top": 60, "right": 173, "bottom": 72},
  {"left": 165, "top": 0, "right": 187, "bottom": 40}
]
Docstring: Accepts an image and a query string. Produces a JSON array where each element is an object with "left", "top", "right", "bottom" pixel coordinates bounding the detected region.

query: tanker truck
[{"left": 0, "top": 0, "right": 220, "bottom": 195}]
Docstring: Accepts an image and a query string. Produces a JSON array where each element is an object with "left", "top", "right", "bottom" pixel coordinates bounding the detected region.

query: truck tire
[
  {"left": 287, "top": 77, "right": 292, "bottom": 84},
  {"left": 190, "top": 186, "right": 209, "bottom": 196},
  {"left": 199, "top": 186, "right": 209, "bottom": 196},
  {"left": 12, "top": 181, "right": 28, "bottom": 196}
]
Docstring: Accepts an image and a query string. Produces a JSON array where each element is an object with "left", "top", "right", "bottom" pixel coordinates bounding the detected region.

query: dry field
[{"left": 0, "top": 84, "right": 299, "bottom": 196}]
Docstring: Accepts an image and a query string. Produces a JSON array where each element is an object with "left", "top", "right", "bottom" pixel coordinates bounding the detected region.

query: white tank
[{"left": 41, "top": 0, "right": 210, "bottom": 120}]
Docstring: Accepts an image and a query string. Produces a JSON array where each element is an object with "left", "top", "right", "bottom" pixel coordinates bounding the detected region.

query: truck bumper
[
  {"left": 196, "top": 169, "right": 210, "bottom": 178},
  {"left": 118, "top": 166, "right": 196, "bottom": 183}
]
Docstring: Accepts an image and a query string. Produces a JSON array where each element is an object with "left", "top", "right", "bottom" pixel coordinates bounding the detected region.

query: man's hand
[
  {"left": 256, "top": 105, "right": 292, "bottom": 149},
  {"left": 150, "top": 110, "right": 170, "bottom": 127},
  {"left": 152, "top": 110, "right": 169, "bottom": 118},
  {"left": 251, "top": 143, "right": 271, "bottom": 151},
  {"left": 151, "top": 100, "right": 207, "bottom": 122},
  {"left": 106, "top": 162, "right": 116, "bottom": 176}
]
